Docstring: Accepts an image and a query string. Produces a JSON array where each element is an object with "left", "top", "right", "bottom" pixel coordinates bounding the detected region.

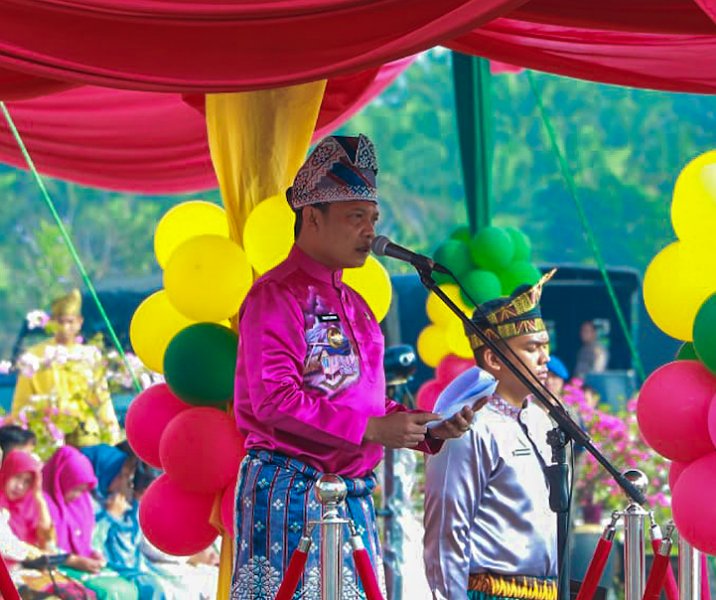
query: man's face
[
  {"left": 308, "top": 201, "right": 379, "bottom": 269},
  {"left": 498, "top": 331, "right": 551, "bottom": 395},
  {"left": 580, "top": 322, "right": 597, "bottom": 343},
  {"left": 54, "top": 314, "right": 83, "bottom": 345}
]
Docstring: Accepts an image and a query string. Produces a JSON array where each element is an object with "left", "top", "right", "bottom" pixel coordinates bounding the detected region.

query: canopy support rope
[
  {"left": 1, "top": 101, "right": 142, "bottom": 393},
  {"left": 526, "top": 73, "right": 646, "bottom": 382}
]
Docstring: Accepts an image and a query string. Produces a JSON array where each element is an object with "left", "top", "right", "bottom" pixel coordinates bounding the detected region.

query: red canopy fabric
[
  {"left": 0, "top": 58, "right": 412, "bottom": 193},
  {"left": 0, "top": 0, "right": 523, "bottom": 92},
  {"left": 3, "top": 0, "right": 716, "bottom": 193},
  {"left": 510, "top": 0, "right": 716, "bottom": 34},
  {"left": 448, "top": 19, "right": 716, "bottom": 94}
]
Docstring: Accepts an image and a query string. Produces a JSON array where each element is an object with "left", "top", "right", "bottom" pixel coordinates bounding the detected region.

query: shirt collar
[
  {"left": 488, "top": 393, "right": 529, "bottom": 420},
  {"left": 288, "top": 245, "right": 343, "bottom": 287}
]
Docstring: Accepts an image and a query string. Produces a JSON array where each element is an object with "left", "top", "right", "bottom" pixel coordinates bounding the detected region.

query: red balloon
[
  {"left": 159, "top": 407, "right": 245, "bottom": 493},
  {"left": 220, "top": 478, "right": 237, "bottom": 538},
  {"left": 668, "top": 460, "right": 689, "bottom": 490},
  {"left": 125, "top": 383, "right": 189, "bottom": 468},
  {"left": 416, "top": 379, "right": 444, "bottom": 412},
  {"left": 637, "top": 361, "right": 716, "bottom": 462},
  {"left": 139, "top": 474, "right": 217, "bottom": 556},
  {"left": 436, "top": 354, "right": 473, "bottom": 385},
  {"left": 671, "top": 452, "right": 716, "bottom": 554},
  {"left": 708, "top": 393, "right": 716, "bottom": 448}
]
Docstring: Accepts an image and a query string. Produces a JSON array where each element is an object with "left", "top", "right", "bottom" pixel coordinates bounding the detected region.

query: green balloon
[
  {"left": 505, "top": 227, "right": 532, "bottom": 262},
  {"left": 450, "top": 226, "right": 472, "bottom": 244},
  {"left": 675, "top": 342, "right": 699, "bottom": 361},
  {"left": 693, "top": 294, "right": 716, "bottom": 374},
  {"left": 434, "top": 239, "right": 472, "bottom": 277},
  {"left": 499, "top": 261, "right": 542, "bottom": 295},
  {"left": 468, "top": 226, "right": 515, "bottom": 272},
  {"left": 164, "top": 322, "right": 238, "bottom": 407},
  {"left": 459, "top": 270, "right": 503, "bottom": 307}
]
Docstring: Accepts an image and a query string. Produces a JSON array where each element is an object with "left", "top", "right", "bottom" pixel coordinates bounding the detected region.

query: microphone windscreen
[{"left": 371, "top": 235, "right": 391, "bottom": 256}]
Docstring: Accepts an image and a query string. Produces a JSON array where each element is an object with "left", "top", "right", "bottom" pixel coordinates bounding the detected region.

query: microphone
[{"left": 371, "top": 235, "right": 450, "bottom": 274}]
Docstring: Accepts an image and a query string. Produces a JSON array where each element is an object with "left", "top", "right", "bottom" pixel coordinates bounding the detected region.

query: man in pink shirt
[{"left": 231, "top": 134, "right": 476, "bottom": 598}]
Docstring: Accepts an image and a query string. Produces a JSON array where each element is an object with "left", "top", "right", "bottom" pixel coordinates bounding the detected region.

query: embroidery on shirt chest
[{"left": 302, "top": 290, "right": 360, "bottom": 394}]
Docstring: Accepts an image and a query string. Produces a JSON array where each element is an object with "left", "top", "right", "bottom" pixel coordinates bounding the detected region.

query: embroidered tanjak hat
[
  {"left": 287, "top": 134, "right": 378, "bottom": 209},
  {"left": 468, "top": 269, "right": 556, "bottom": 350},
  {"left": 50, "top": 288, "right": 82, "bottom": 318}
]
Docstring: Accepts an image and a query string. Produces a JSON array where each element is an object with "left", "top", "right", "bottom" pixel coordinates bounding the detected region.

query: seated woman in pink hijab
[
  {"left": 0, "top": 448, "right": 93, "bottom": 598},
  {"left": 0, "top": 449, "right": 54, "bottom": 552},
  {"left": 43, "top": 445, "right": 138, "bottom": 600}
]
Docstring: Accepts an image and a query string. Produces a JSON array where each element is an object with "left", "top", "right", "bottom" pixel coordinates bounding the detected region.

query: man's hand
[
  {"left": 429, "top": 398, "right": 488, "bottom": 440},
  {"left": 364, "top": 412, "right": 441, "bottom": 448}
]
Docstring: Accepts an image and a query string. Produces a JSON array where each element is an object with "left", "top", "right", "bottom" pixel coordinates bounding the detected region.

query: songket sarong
[{"left": 230, "top": 450, "right": 384, "bottom": 600}]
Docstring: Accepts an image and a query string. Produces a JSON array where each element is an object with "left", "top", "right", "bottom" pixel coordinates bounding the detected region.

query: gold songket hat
[{"left": 50, "top": 288, "right": 82, "bottom": 318}]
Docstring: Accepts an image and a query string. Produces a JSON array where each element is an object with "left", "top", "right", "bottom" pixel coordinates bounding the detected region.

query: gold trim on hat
[
  {"left": 482, "top": 269, "right": 556, "bottom": 326},
  {"left": 469, "top": 318, "right": 547, "bottom": 350}
]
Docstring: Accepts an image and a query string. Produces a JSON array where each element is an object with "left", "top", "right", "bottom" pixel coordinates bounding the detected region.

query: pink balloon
[
  {"left": 637, "top": 361, "right": 716, "bottom": 462},
  {"left": 416, "top": 379, "right": 443, "bottom": 412},
  {"left": 671, "top": 452, "right": 716, "bottom": 554},
  {"left": 668, "top": 460, "right": 689, "bottom": 490},
  {"left": 708, "top": 394, "right": 716, "bottom": 448},
  {"left": 220, "top": 478, "right": 237, "bottom": 537},
  {"left": 436, "top": 354, "right": 473, "bottom": 385},
  {"left": 125, "top": 383, "right": 190, "bottom": 468},
  {"left": 139, "top": 474, "right": 217, "bottom": 556},
  {"left": 159, "top": 407, "right": 245, "bottom": 493}
]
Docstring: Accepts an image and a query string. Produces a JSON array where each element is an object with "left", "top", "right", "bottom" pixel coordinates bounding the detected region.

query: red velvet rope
[
  {"left": 0, "top": 555, "right": 21, "bottom": 600},
  {"left": 702, "top": 553, "right": 711, "bottom": 600},
  {"left": 642, "top": 551, "right": 670, "bottom": 600},
  {"left": 275, "top": 547, "right": 309, "bottom": 600},
  {"left": 575, "top": 537, "right": 614, "bottom": 600},
  {"left": 353, "top": 547, "right": 384, "bottom": 600},
  {"left": 651, "top": 538, "right": 678, "bottom": 600}
]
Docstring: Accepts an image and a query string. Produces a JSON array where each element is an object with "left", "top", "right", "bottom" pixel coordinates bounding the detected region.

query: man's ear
[
  {"left": 306, "top": 206, "right": 320, "bottom": 230},
  {"left": 483, "top": 347, "right": 502, "bottom": 372}
]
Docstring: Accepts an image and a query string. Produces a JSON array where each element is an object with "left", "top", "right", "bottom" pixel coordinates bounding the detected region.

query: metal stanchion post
[
  {"left": 622, "top": 470, "right": 649, "bottom": 600},
  {"left": 678, "top": 538, "right": 701, "bottom": 600},
  {"left": 315, "top": 474, "right": 349, "bottom": 600}
]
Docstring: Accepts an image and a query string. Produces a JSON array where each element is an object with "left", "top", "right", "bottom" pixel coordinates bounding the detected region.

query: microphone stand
[{"left": 413, "top": 264, "right": 646, "bottom": 600}]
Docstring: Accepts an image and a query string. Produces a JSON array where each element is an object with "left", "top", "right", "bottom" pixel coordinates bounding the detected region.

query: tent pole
[{"left": 451, "top": 52, "right": 493, "bottom": 235}]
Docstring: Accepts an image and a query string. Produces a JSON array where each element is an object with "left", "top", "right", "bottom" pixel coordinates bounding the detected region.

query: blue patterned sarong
[{"left": 230, "top": 450, "right": 384, "bottom": 599}]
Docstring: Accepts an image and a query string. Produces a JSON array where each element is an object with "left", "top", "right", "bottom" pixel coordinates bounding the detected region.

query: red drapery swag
[
  {"left": 2, "top": 0, "right": 716, "bottom": 192},
  {"left": 0, "top": 59, "right": 412, "bottom": 193}
]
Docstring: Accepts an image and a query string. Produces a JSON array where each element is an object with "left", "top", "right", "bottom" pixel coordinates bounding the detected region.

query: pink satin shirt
[{"left": 234, "top": 245, "right": 436, "bottom": 477}]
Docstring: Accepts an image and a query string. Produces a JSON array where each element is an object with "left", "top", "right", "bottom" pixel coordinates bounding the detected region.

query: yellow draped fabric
[
  {"left": 205, "top": 80, "right": 327, "bottom": 600},
  {"left": 205, "top": 81, "right": 327, "bottom": 245}
]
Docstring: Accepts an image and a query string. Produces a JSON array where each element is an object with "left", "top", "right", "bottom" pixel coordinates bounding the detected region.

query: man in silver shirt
[{"left": 423, "top": 272, "right": 558, "bottom": 600}]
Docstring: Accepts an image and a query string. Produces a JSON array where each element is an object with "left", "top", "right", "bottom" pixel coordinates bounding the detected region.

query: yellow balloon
[
  {"left": 243, "top": 194, "right": 295, "bottom": 274},
  {"left": 643, "top": 240, "right": 716, "bottom": 341},
  {"left": 164, "top": 235, "right": 254, "bottom": 322},
  {"left": 154, "top": 201, "right": 229, "bottom": 269},
  {"left": 129, "top": 291, "right": 194, "bottom": 373},
  {"left": 343, "top": 256, "right": 393, "bottom": 322},
  {"left": 446, "top": 319, "right": 473, "bottom": 359},
  {"left": 672, "top": 151, "right": 716, "bottom": 242},
  {"left": 426, "top": 284, "right": 473, "bottom": 327},
  {"left": 417, "top": 325, "right": 451, "bottom": 368}
]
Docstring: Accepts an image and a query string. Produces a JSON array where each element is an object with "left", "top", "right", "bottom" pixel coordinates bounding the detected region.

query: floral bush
[
  {"left": 563, "top": 380, "right": 672, "bottom": 527},
  {"left": 0, "top": 310, "right": 160, "bottom": 459}
]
